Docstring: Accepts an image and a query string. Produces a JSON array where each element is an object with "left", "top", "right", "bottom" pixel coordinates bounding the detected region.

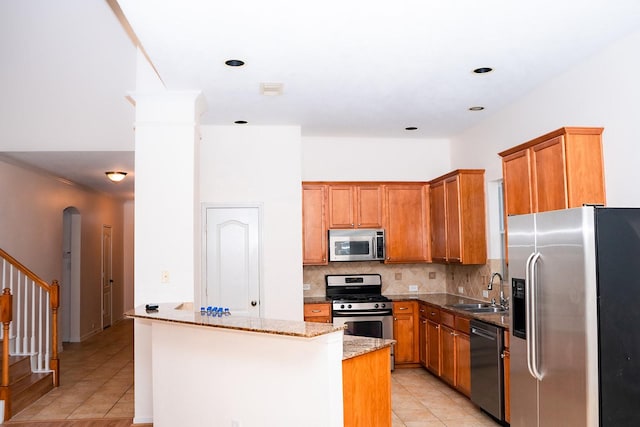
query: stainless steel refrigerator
[{"left": 508, "top": 206, "right": 640, "bottom": 426}]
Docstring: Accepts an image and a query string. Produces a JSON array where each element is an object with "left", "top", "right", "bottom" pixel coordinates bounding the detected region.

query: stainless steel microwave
[{"left": 328, "top": 229, "right": 385, "bottom": 262}]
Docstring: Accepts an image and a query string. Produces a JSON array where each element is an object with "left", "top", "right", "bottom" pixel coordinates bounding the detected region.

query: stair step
[
  {"left": 10, "top": 371, "right": 54, "bottom": 416},
  {"left": 0, "top": 355, "right": 33, "bottom": 384}
]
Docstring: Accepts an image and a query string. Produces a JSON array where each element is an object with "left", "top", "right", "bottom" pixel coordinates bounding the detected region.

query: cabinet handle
[
  {"left": 311, "top": 310, "right": 321, "bottom": 313},
  {"left": 422, "top": 320, "right": 426, "bottom": 324},
  {"left": 435, "top": 325, "right": 439, "bottom": 329},
  {"left": 398, "top": 307, "right": 408, "bottom": 311},
  {"left": 501, "top": 353, "right": 506, "bottom": 359},
  {"left": 420, "top": 308, "right": 425, "bottom": 312}
]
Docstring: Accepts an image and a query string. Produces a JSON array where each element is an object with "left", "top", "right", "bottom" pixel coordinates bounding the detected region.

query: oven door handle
[{"left": 332, "top": 310, "right": 393, "bottom": 317}]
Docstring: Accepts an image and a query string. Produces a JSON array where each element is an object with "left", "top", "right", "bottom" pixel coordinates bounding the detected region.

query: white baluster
[{"left": 45, "top": 292, "right": 51, "bottom": 372}]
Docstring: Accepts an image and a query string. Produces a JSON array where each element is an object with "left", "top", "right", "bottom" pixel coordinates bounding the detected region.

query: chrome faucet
[{"left": 488, "top": 272, "right": 508, "bottom": 309}]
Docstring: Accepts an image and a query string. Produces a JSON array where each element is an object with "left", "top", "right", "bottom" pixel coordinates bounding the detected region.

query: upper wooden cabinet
[
  {"left": 302, "top": 184, "right": 328, "bottom": 265},
  {"left": 429, "top": 170, "right": 487, "bottom": 265},
  {"left": 384, "top": 183, "right": 430, "bottom": 263},
  {"left": 328, "top": 184, "right": 383, "bottom": 229},
  {"left": 499, "top": 127, "right": 606, "bottom": 216}
]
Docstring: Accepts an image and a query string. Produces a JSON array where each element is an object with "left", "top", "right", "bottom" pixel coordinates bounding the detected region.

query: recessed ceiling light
[
  {"left": 234, "top": 120, "right": 248, "bottom": 124},
  {"left": 468, "top": 106, "right": 485, "bottom": 111},
  {"left": 225, "top": 59, "right": 245, "bottom": 67},
  {"left": 473, "top": 67, "right": 493, "bottom": 74},
  {"left": 405, "top": 127, "right": 418, "bottom": 131}
]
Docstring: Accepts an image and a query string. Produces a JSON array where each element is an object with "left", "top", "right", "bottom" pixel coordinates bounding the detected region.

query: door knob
[{"left": 251, "top": 301, "right": 257, "bottom": 307}]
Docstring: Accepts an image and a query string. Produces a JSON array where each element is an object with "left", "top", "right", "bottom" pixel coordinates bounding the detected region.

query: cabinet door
[
  {"left": 328, "top": 185, "right": 355, "bottom": 228},
  {"left": 393, "top": 302, "right": 418, "bottom": 364},
  {"left": 385, "top": 184, "right": 430, "bottom": 263},
  {"left": 302, "top": 185, "right": 328, "bottom": 265},
  {"left": 303, "top": 303, "right": 331, "bottom": 323},
  {"left": 356, "top": 185, "right": 383, "bottom": 228},
  {"left": 444, "top": 176, "right": 461, "bottom": 262},
  {"left": 502, "top": 149, "right": 534, "bottom": 216},
  {"left": 429, "top": 180, "right": 447, "bottom": 262},
  {"left": 418, "top": 304, "right": 428, "bottom": 367},
  {"left": 455, "top": 332, "right": 471, "bottom": 397},
  {"left": 426, "top": 320, "right": 440, "bottom": 375},
  {"left": 441, "top": 325, "right": 456, "bottom": 386},
  {"left": 531, "top": 135, "right": 567, "bottom": 212}
]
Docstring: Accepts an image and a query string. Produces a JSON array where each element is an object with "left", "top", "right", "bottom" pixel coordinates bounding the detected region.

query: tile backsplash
[
  {"left": 304, "top": 258, "right": 508, "bottom": 303},
  {"left": 303, "top": 262, "right": 447, "bottom": 297}
]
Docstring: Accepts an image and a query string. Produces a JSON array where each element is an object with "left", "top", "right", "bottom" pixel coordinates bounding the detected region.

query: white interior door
[
  {"left": 102, "top": 225, "right": 113, "bottom": 328},
  {"left": 205, "top": 206, "right": 261, "bottom": 317}
]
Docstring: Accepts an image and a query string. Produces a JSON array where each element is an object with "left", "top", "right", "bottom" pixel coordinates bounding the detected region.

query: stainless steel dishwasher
[{"left": 470, "top": 319, "right": 504, "bottom": 422}]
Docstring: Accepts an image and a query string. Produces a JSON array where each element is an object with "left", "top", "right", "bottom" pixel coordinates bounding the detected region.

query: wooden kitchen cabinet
[
  {"left": 393, "top": 301, "right": 419, "bottom": 365},
  {"left": 303, "top": 302, "right": 331, "bottom": 323},
  {"left": 423, "top": 305, "right": 441, "bottom": 375},
  {"left": 429, "top": 170, "right": 486, "bottom": 265},
  {"left": 418, "top": 303, "right": 428, "bottom": 367},
  {"left": 327, "top": 184, "right": 383, "bottom": 229},
  {"left": 440, "top": 323, "right": 456, "bottom": 386},
  {"left": 499, "top": 127, "right": 605, "bottom": 216},
  {"left": 503, "top": 329, "right": 511, "bottom": 423},
  {"left": 384, "top": 184, "right": 430, "bottom": 263},
  {"left": 302, "top": 184, "right": 328, "bottom": 265},
  {"left": 455, "top": 316, "right": 471, "bottom": 397}
]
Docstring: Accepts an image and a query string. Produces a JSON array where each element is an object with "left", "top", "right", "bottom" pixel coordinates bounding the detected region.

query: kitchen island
[{"left": 127, "top": 303, "right": 393, "bottom": 427}]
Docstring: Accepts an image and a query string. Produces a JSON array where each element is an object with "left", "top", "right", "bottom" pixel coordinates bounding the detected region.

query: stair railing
[
  {"left": 0, "top": 287, "right": 12, "bottom": 420},
  {"left": 0, "top": 249, "right": 60, "bottom": 387}
]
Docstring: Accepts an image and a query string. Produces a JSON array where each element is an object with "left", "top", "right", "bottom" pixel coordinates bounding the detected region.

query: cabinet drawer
[
  {"left": 304, "top": 303, "right": 331, "bottom": 318},
  {"left": 393, "top": 301, "right": 415, "bottom": 314},
  {"left": 426, "top": 306, "right": 440, "bottom": 322},
  {"left": 440, "top": 310, "right": 455, "bottom": 328},
  {"left": 504, "top": 329, "right": 510, "bottom": 349},
  {"left": 455, "top": 316, "right": 470, "bottom": 334}
]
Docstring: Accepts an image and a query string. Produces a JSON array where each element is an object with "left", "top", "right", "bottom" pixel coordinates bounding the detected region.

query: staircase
[
  {"left": 1, "top": 355, "right": 53, "bottom": 416},
  {"left": 0, "top": 248, "right": 60, "bottom": 422}
]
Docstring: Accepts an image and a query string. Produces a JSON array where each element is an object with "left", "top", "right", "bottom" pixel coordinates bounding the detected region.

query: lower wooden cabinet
[
  {"left": 454, "top": 316, "right": 471, "bottom": 397},
  {"left": 503, "top": 329, "right": 511, "bottom": 423},
  {"left": 303, "top": 302, "right": 331, "bottom": 323},
  {"left": 417, "top": 304, "right": 472, "bottom": 398},
  {"left": 393, "top": 301, "right": 419, "bottom": 365},
  {"left": 343, "top": 346, "right": 392, "bottom": 427}
]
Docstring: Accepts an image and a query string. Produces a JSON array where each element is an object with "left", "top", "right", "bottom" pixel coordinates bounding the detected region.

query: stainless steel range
[{"left": 326, "top": 274, "right": 394, "bottom": 369}]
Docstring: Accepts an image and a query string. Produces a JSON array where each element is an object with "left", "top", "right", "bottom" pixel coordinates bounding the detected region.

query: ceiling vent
[{"left": 260, "top": 83, "right": 283, "bottom": 96}]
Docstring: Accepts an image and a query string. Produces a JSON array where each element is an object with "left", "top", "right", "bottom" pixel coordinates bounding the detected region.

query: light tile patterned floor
[
  {"left": 9, "top": 319, "right": 134, "bottom": 422},
  {"left": 391, "top": 368, "right": 501, "bottom": 427}
]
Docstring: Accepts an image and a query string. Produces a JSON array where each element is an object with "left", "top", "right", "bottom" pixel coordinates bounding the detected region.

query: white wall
[
  {"left": 200, "top": 125, "right": 303, "bottom": 321},
  {"left": 0, "top": 157, "right": 126, "bottom": 339},
  {"left": 302, "top": 136, "right": 451, "bottom": 181},
  {"left": 450, "top": 29, "right": 640, "bottom": 255}
]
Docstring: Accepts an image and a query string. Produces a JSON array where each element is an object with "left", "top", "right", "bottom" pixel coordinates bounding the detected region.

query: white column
[{"left": 132, "top": 89, "right": 205, "bottom": 423}]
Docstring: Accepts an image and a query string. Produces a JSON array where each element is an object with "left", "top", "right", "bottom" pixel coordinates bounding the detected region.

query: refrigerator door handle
[{"left": 527, "top": 251, "right": 544, "bottom": 381}]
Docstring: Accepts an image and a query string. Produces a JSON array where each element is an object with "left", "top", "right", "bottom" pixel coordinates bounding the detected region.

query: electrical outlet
[
  {"left": 161, "top": 270, "right": 170, "bottom": 283},
  {"left": 409, "top": 285, "right": 418, "bottom": 292},
  {"left": 458, "top": 286, "right": 464, "bottom": 294},
  {"left": 483, "top": 290, "right": 489, "bottom": 298},
  {"left": 428, "top": 272, "right": 436, "bottom": 280},
  {"left": 303, "top": 283, "right": 311, "bottom": 291},
  {"left": 231, "top": 421, "right": 241, "bottom": 427}
]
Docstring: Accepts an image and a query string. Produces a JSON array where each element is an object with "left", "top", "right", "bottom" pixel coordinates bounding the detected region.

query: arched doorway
[{"left": 62, "top": 207, "right": 81, "bottom": 343}]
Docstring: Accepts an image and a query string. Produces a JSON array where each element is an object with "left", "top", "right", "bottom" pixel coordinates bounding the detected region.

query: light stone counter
[
  {"left": 126, "top": 302, "right": 345, "bottom": 338},
  {"left": 342, "top": 335, "right": 395, "bottom": 361}
]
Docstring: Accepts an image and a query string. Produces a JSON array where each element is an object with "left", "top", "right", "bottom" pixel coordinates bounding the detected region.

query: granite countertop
[
  {"left": 304, "top": 293, "right": 510, "bottom": 329},
  {"left": 342, "top": 335, "right": 395, "bottom": 361},
  {"left": 126, "top": 302, "right": 345, "bottom": 338}
]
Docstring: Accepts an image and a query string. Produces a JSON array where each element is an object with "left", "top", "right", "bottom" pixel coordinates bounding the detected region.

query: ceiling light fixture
[
  {"left": 405, "top": 127, "right": 418, "bottom": 131},
  {"left": 473, "top": 67, "right": 493, "bottom": 74},
  {"left": 468, "top": 106, "right": 485, "bottom": 111},
  {"left": 105, "top": 171, "right": 127, "bottom": 182},
  {"left": 234, "top": 120, "right": 248, "bottom": 124},
  {"left": 225, "top": 59, "right": 245, "bottom": 67}
]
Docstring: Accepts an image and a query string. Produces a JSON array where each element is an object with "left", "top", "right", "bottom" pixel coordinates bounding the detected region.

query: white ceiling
[{"left": 2, "top": 0, "right": 640, "bottom": 199}]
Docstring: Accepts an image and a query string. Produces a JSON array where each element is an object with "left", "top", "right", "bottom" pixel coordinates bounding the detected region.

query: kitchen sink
[{"left": 449, "top": 303, "right": 508, "bottom": 314}]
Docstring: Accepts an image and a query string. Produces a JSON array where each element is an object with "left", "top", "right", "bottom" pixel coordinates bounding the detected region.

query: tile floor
[
  {"left": 392, "top": 368, "right": 501, "bottom": 427},
  {"left": 9, "top": 319, "right": 134, "bottom": 423},
  {"left": 10, "top": 319, "right": 500, "bottom": 426}
]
